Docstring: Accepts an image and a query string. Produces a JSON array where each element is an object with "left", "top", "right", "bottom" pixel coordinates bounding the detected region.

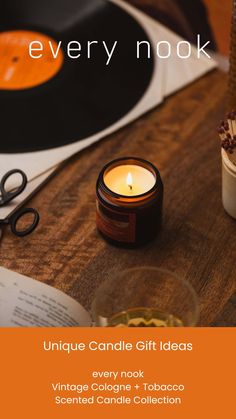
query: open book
[{"left": 0, "top": 267, "right": 91, "bottom": 327}]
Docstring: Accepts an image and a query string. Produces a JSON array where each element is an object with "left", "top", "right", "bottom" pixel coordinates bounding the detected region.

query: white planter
[{"left": 222, "top": 149, "right": 236, "bottom": 219}]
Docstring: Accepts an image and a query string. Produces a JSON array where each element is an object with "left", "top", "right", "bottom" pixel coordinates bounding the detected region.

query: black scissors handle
[
  {"left": 0, "top": 169, "right": 28, "bottom": 206},
  {"left": 8, "top": 208, "right": 40, "bottom": 237}
]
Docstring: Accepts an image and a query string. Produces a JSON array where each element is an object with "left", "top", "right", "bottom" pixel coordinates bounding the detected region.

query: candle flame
[{"left": 127, "top": 172, "right": 133, "bottom": 191}]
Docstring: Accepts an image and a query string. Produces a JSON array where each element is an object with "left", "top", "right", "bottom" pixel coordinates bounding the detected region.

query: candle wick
[{"left": 129, "top": 184, "right": 133, "bottom": 191}]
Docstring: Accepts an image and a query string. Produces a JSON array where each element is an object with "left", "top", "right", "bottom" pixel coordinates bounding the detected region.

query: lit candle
[
  {"left": 104, "top": 165, "right": 156, "bottom": 196},
  {"left": 96, "top": 158, "right": 164, "bottom": 247}
]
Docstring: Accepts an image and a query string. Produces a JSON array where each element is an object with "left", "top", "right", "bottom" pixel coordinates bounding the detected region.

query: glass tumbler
[{"left": 92, "top": 267, "right": 199, "bottom": 327}]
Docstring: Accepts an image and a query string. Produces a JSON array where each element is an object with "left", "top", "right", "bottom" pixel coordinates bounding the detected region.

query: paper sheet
[{"left": 0, "top": 267, "right": 91, "bottom": 327}]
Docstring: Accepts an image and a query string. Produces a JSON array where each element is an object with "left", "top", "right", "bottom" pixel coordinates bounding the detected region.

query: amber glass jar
[{"left": 96, "top": 157, "right": 163, "bottom": 247}]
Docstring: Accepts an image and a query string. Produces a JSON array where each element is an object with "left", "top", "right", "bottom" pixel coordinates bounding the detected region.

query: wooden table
[
  {"left": 1, "top": 68, "right": 235, "bottom": 326},
  {"left": 1, "top": 0, "right": 236, "bottom": 327}
]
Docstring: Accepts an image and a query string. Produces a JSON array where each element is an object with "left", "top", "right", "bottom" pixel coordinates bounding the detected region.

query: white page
[
  {"left": 0, "top": 166, "right": 56, "bottom": 221},
  {"left": 0, "top": 267, "right": 91, "bottom": 327}
]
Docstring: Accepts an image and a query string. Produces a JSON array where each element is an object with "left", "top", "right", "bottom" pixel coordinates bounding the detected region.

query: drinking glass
[{"left": 92, "top": 267, "right": 199, "bottom": 327}]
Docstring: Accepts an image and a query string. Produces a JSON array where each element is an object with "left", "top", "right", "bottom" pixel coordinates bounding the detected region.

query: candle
[
  {"left": 96, "top": 158, "right": 163, "bottom": 247},
  {"left": 104, "top": 165, "right": 156, "bottom": 196}
]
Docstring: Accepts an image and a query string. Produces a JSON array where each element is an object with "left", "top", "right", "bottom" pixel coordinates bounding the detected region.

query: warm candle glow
[
  {"left": 127, "top": 172, "right": 133, "bottom": 191},
  {"left": 104, "top": 164, "right": 156, "bottom": 196}
]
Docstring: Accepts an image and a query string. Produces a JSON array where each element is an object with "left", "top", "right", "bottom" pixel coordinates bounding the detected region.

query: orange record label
[{"left": 0, "top": 30, "right": 63, "bottom": 90}]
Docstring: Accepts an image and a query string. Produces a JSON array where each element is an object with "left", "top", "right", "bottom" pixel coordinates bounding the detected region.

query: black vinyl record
[{"left": 0, "top": 0, "right": 154, "bottom": 153}]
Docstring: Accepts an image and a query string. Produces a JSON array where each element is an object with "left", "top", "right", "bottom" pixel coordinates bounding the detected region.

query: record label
[
  {"left": 0, "top": 30, "right": 63, "bottom": 90},
  {"left": 0, "top": 0, "right": 154, "bottom": 152}
]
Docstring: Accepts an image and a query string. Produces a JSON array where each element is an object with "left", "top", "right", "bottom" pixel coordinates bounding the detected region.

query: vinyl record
[{"left": 0, "top": 0, "right": 154, "bottom": 153}]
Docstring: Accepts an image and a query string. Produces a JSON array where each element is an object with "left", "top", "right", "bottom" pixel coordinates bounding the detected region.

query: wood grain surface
[
  {"left": 1, "top": 69, "right": 235, "bottom": 326},
  {"left": 0, "top": 2, "right": 235, "bottom": 327}
]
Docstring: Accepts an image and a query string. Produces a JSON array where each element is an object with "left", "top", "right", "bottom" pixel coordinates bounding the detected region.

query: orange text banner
[{"left": 0, "top": 328, "right": 235, "bottom": 418}]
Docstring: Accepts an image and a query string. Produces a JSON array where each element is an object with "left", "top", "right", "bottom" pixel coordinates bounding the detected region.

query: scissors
[{"left": 0, "top": 169, "right": 40, "bottom": 237}]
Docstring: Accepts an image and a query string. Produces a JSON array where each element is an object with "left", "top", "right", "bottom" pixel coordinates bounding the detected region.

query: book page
[{"left": 0, "top": 267, "right": 91, "bottom": 327}]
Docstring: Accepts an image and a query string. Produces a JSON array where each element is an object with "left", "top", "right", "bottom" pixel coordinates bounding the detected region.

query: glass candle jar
[
  {"left": 92, "top": 267, "right": 199, "bottom": 327},
  {"left": 96, "top": 157, "right": 163, "bottom": 247}
]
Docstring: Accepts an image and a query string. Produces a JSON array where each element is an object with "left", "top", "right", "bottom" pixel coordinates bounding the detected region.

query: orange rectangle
[{"left": 0, "top": 328, "right": 235, "bottom": 418}]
